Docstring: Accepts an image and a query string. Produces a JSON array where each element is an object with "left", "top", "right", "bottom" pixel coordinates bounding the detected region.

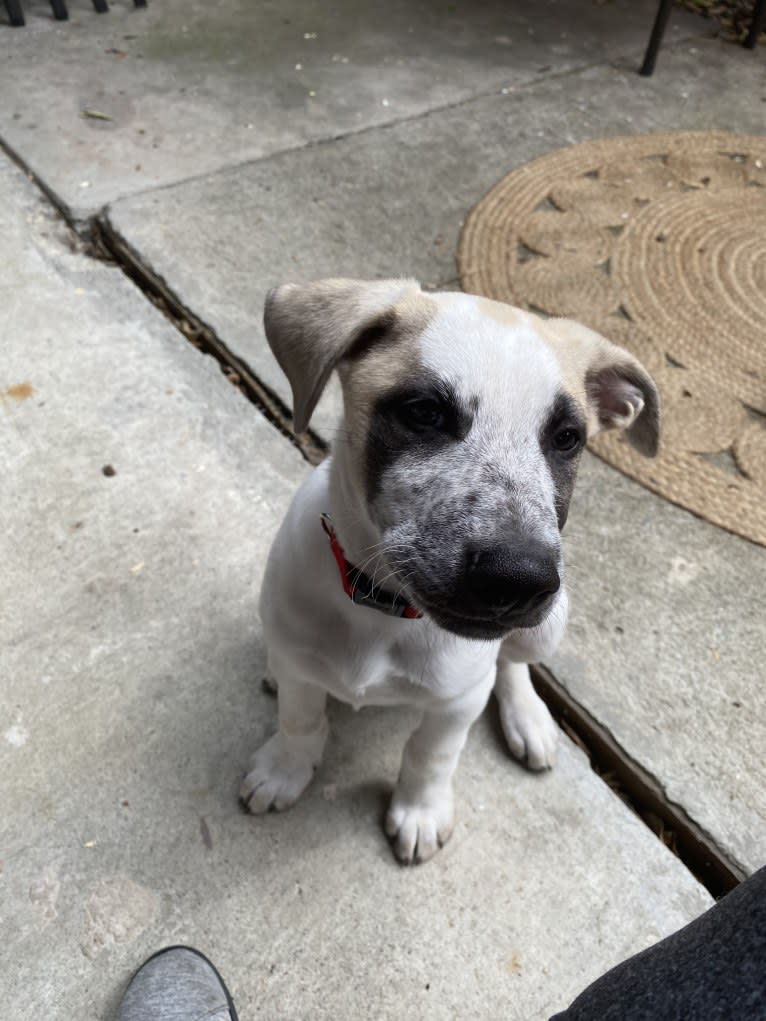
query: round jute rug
[{"left": 458, "top": 131, "right": 766, "bottom": 547}]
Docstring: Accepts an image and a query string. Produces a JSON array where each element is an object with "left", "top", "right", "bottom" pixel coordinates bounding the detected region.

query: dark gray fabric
[
  {"left": 550, "top": 866, "right": 766, "bottom": 1021},
  {"left": 117, "top": 946, "right": 234, "bottom": 1021}
]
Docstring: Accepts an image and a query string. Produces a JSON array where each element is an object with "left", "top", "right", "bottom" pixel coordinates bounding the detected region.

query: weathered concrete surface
[
  {"left": 105, "top": 42, "right": 766, "bottom": 439},
  {"left": 550, "top": 453, "right": 766, "bottom": 878},
  {"left": 104, "top": 37, "right": 766, "bottom": 878},
  {"left": 0, "top": 155, "right": 714, "bottom": 1020},
  {"left": 0, "top": 0, "right": 706, "bottom": 220}
]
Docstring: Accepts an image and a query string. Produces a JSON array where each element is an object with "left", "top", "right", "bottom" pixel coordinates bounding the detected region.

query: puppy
[{"left": 241, "top": 279, "right": 659, "bottom": 864}]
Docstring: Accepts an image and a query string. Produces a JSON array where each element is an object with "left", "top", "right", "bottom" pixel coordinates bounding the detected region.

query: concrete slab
[
  {"left": 0, "top": 154, "right": 713, "bottom": 1020},
  {"left": 549, "top": 453, "right": 766, "bottom": 878},
  {"left": 0, "top": 0, "right": 706, "bottom": 221},
  {"left": 104, "top": 40, "right": 766, "bottom": 876},
  {"left": 106, "top": 40, "right": 766, "bottom": 435}
]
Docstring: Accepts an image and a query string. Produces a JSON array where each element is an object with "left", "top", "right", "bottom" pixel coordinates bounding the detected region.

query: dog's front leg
[
  {"left": 386, "top": 684, "right": 491, "bottom": 865},
  {"left": 240, "top": 673, "right": 328, "bottom": 814},
  {"left": 495, "top": 659, "right": 558, "bottom": 771}
]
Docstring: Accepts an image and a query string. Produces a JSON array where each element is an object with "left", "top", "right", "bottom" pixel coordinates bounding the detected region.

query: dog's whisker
[
  {"left": 373, "top": 564, "right": 411, "bottom": 593},
  {"left": 391, "top": 571, "right": 417, "bottom": 606},
  {"left": 352, "top": 548, "right": 409, "bottom": 582},
  {"left": 369, "top": 557, "right": 411, "bottom": 592}
]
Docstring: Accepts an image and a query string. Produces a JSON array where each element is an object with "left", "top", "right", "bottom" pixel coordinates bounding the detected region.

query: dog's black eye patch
[
  {"left": 540, "top": 392, "right": 587, "bottom": 529},
  {"left": 381, "top": 378, "right": 473, "bottom": 440},
  {"left": 365, "top": 376, "right": 475, "bottom": 500},
  {"left": 541, "top": 393, "right": 586, "bottom": 455}
]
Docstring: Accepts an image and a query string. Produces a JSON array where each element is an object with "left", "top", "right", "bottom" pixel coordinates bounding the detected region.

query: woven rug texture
[{"left": 459, "top": 131, "right": 766, "bottom": 547}]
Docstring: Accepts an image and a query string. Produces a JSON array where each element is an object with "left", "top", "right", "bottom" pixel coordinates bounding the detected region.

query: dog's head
[{"left": 265, "top": 278, "right": 659, "bottom": 645}]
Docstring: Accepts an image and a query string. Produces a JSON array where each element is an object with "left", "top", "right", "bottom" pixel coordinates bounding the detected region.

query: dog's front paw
[
  {"left": 240, "top": 732, "right": 321, "bottom": 814},
  {"left": 498, "top": 685, "right": 559, "bottom": 771},
  {"left": 385, "top": 787, "right": 454, "bottom": 865}
]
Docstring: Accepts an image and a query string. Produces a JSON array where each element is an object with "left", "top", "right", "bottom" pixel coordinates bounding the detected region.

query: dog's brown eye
[
  {"left": 552, "top": 427, "right": 582, "bottom": 453},
  {"left": 400, "top": 398, "right": 445, "bottom": 430}
]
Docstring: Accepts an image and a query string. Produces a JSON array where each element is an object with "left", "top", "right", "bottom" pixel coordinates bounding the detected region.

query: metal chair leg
[
  {"left": 639, "top": 0, "right": 674, "bottom": 76},
  {"left": 5, "top": 0, "right": 25, "bottom": 26},
  {"left": 6, "top": 0, "right": 145, "bottom": 23},
  {"left": 744, "top": 0, "right": 765, "bottom": 48}
]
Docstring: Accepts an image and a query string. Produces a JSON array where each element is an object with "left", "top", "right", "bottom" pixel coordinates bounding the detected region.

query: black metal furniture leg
[
  {"left": 5, "top": 0, "right": 25, "bottom": 26},
  {"left": 7, "top": 0, "right": 145, "bottom": 23},
  {"left": 639, "top": 0, "right": 674, "bottom": 76},
  {"left": 744, "top": 0, "right": 765, "bottom": 48}
]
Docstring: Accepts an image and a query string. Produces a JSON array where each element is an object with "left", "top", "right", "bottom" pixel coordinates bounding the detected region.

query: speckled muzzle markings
[{"left": 242, "top": 277, "right": 660, "bottom": 863}]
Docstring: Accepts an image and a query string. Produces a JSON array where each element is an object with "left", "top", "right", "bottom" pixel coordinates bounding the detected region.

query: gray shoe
[{"left": 117, "top": 946, "right": 238, "bottom": 1021}]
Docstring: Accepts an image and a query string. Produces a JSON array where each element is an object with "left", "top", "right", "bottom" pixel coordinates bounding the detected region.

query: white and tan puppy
[{"left": 241, "top": 279, "right": 659, "bottom": 864}]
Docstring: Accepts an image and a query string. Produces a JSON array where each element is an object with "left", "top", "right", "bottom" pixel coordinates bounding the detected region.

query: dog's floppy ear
[
  {"left": 264, "top": 277, "right": 421, "bottom": 433},
  {"left": 543, "top": 318, "right": 660, "bottom": 457}
]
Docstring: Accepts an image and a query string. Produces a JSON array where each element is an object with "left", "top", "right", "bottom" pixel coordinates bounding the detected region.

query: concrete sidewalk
[
  {"left": 1, "top": 0, "right": 765, "bottom": 1017},
  {"left": 0, "top": 0, "right": 705, "bottom": 222},
  {"left": 0, "top": 153, "right": 711, "bottom": 1020},
  {"left": 102, "top": 41, "right": 766, "bottom": 877}
]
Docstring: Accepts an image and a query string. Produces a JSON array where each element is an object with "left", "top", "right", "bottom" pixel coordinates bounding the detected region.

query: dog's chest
[
  {"left": 311, "top": 630, "right": 422, "bottom": 708},
  {"left": 315, "top": 623, "right": 496, "bottom": 710}
]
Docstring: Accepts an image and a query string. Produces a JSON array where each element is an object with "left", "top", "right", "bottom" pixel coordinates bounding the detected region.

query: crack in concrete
[
  {"left": 532, "top": 664, "right": 745, "bottom": 898},
  {"left": 0, "top": 126, "right": 325, "bottom": 458},
  {"left": 85, "top": 59, "right": 612, "bottom": 212},
  {"left": 0, "top": 132, "right": 79, "bottom": 227},
  {"left": 2, "top": 59, "right": 607, "bottom": 230},
  {"left": 92, "top": 215, "right": 326, "bottom": 467}
]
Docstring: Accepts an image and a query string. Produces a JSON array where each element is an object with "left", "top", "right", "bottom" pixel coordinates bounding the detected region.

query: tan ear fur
[
  {"left": 263, "top": 278, "right": 421, "bottom": 433},
  {"left": 540, "top": 318, "right": 661, "bottom": 457}
]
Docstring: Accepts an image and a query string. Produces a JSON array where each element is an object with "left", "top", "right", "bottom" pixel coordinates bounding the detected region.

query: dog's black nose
[{"left": 465, "top": 545, "right": 560, "bottom": 616}]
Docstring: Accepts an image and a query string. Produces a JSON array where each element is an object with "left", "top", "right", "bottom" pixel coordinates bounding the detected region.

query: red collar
[{"left": 320, "top": 514, "right": 422, "bottom": 620}]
